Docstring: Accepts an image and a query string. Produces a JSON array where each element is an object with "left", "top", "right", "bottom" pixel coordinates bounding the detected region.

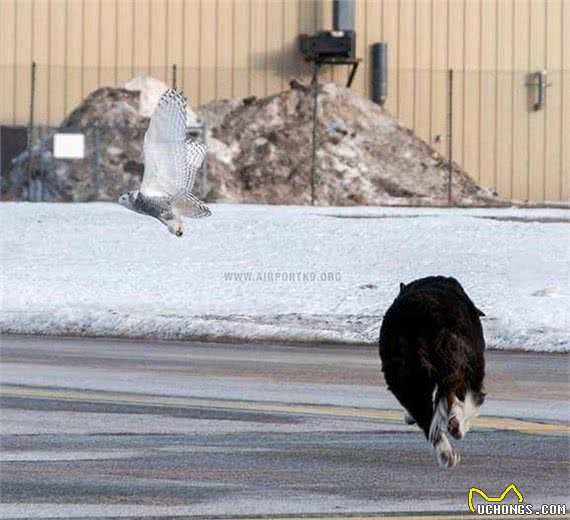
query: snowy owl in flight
[{"left": 118, "top": 89, "right": 211, "bottom": 236}]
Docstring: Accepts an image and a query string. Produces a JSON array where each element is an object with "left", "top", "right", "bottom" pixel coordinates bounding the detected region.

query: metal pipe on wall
[
  {"left": 333, "top": 0, "right": 355, "bottom": 31},
  {"left": 371, "top": 43, "right": 388, "bottom": 106}
]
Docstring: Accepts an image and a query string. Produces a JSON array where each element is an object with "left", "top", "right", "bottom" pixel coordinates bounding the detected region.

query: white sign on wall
[{"left": 53, "top": 133, "right": 85, "bottom": 159}]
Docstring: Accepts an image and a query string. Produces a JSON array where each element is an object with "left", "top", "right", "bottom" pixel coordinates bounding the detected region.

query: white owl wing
[
  {"left": 174, "top": 137, "right": 209, "bottom": 216},
  {"left": 141, "top": 89, "right": 202, "bottom": 198},
  {"left": 142, "top": 89, "right": 210, "bottom": 218},
  {"left": 184, "top": 134, "right": 207, "bottom": 193},
  {"left": 175, "top": 190, "right": 211, "bottom": 218}
]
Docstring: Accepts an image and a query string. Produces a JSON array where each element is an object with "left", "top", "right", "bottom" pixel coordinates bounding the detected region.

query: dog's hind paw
[
  {"left": 436, "top": 447, "right": 461, "bottom": 468},
  {"left": 434, "top": 434, "right": 461, "bottom": 468}
]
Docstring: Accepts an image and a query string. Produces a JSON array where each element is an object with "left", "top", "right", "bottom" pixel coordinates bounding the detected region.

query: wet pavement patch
[
  {"left": 314, "top": 214, "right": 431, "bottom": 220},
  {"left": 474, "top": 216, "right": 570, "bottom": 224}
]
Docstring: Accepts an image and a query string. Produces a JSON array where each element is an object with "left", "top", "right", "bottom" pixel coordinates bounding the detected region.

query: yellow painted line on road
[
  {"left": 229, "top": 512, "right": 568, "bottom": 520},
  {"left": 234, "top": 516, "right": 569, "bottom": 520},
  {"left": 472, "top": 416, "right": 568, "bottom": 434},
  {"left": 1, "top": 385, "right": 568, "bottom": 435}
]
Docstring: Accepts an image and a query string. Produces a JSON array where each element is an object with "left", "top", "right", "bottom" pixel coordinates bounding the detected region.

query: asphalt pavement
[{"left": 0, "top": 335, "right": 568, "bottom": 519}]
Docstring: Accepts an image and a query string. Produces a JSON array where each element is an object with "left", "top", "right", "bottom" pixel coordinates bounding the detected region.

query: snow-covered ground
[{"left": 1, "top": 202, "right": 568, "bottom": 351}]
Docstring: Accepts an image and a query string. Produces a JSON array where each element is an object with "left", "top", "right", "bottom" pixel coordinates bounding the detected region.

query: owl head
[{"left": 117, "top": 191, "right": 138, "bottom": 210}]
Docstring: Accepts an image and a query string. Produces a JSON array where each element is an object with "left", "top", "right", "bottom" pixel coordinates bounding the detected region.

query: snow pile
[
  {"left": 1, "top": 203, "right": 568, "bottom": 352},
  {"left": 2, "top": 77, "right": 201, "bottom": 203},
  {"left": 3, "top": 77, "right": 504, "bottom": 208},
  {"left": 123, "top": 75, "right": 198, "bottom": 123},
  {"left": 123, "top": 76, "right": 170, "bottom": 118},
  {"left": 202, "top": 81, "right": 503, "bottom": 206},
  {"left": 3, "top": 87, "right": 147, "bottom": 202}
]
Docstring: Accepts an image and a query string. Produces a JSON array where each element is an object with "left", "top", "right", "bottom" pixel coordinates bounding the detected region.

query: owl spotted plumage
[{"left": 118, "top": 89, "right": 211, "bottom": 236}]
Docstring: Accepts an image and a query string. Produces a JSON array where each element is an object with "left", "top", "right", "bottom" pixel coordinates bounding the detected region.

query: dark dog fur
[{"left": 379, "top": 276, "right": 486, "bottom": 467}]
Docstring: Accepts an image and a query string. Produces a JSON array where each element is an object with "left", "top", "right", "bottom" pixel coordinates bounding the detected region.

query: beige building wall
[{"left": 0, "top": 0, "right": 568, "bottom": 202}]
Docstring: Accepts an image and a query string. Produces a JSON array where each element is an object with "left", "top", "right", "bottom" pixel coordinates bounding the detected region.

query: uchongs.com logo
[{"left": 468, "top": 483, "right": 566, "bottom": 516}]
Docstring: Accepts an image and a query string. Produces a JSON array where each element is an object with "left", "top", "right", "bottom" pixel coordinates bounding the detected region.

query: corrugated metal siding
[{"left": 0, "top": 0, "right": 568, "bottom": 202}]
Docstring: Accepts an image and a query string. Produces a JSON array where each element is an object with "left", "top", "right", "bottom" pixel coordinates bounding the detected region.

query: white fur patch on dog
[
  {"left": 429, "top": 397, "right": 448, "bottom": 445},
  {"left": 461, "top": 390, "right": 481, "bottom": 432},
  {"left": 429, "top": 395, "right": 463, "bottom": 468},
  {"left": 448, "top": 391, "right": 481, "bottom": 439}
]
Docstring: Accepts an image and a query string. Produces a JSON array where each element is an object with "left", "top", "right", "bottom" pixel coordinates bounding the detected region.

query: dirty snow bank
[
  {"left": 3, "top": 79, "right": 504, "bottom": 208},
  {"left": 3, "top": 77, "right": 200, "bottom": 203},
  {"left": 123, "top": 75, "right": 198, "bottom": 123},
  {"left": 203, "top": 82, "right": 503, "bottom": 206},
  {"left": 1, "top": 203, "right": 568, "bottom": 351}
]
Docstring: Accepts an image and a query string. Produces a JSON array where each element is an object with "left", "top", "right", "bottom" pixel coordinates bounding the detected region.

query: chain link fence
[{"left": 1, "top": 63, "right": 567, "bottom": 205}]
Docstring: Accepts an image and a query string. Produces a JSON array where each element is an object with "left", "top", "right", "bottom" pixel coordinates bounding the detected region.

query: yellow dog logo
[{"left": 468, "top": 483, "right": 524, "bottom": 513}]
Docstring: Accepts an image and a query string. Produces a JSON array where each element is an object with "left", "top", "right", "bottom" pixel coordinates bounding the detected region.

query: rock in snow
[{"left": 3, "top": 77, "right": 504, "bottom": 207}]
